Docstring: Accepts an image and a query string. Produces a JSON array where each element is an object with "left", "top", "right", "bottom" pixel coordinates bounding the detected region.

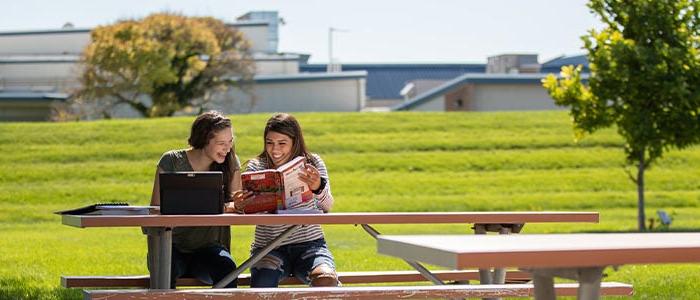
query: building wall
[
  {"left": 214, "top": 78, "right": 366, "bottom": 114},
  {"left": 365, "top": 99, "right": 402, "bottom": 108},
  {"left": 0, "top": 62, "right": 80, "bottom": 91},
  {"left": 470, "top": 83, "right": 561, "bottom": 111},
  {"left": 236, "top": 25, "right": 270, "bottom": 54},
  {"left": 0, "top": 31, "right": 89, "bottom": 55},
  {"left": 408, "top": 95, "right": 445, "bottom": 111},
  {"left": 0, "top": 23, "right": 269, "bottom": 56},
  {"left": 0, "top": 100, "right": 56, "bottom": 121},
  {"left": 254, "top": 60, "right": 299, "bottom": 75},
  {"left": 445, "top": 84, "right": 474, "bottom": 111}
]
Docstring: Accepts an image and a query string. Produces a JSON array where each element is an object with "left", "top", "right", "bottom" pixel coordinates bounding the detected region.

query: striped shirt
[{"left": 246, "top": 153, "right": 334, "bottom": 249}]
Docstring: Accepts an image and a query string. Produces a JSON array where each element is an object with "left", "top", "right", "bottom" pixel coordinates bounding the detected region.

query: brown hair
[
  {"left": 257, "top": 113, "right": 315, "bottom": 168},
  {"left": 189, "top": 111, "right": 236, "bottom": 197}
]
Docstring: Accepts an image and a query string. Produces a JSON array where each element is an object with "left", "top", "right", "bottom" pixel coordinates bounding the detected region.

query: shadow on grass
[{"left": 0, "top": 278, "right": 80, "bottom": 300}]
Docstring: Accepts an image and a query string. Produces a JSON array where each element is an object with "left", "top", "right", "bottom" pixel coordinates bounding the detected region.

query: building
[
  {"left": 301, "top": 54, "right": 588, "bottom": 111},
  {"left": 0, "top": 11, "right": 366, "bottom": 121},
  {"left": 393, "top": 54, "right": 589, "bottom": 112},
  {"left": 300, "top": 63, "right": 485, "bottom": 108},
  {"left": 0, "top": 10, "right": 591, "bottom": 120}
]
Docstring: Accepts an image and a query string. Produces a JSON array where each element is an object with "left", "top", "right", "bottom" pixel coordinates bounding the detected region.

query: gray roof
[
  {"left": 541, "top": 54, "right": 589, "bottom": 73},
  {"left": 252, "top": 71, "right": 367, "bottom": 83},
  {"left": 0, "top": 28, "right": 91, "bottom": 36},
  {"left": 0, "top": 55, "right": 80, "bottom": 63},
  {"left": 0, "top": 91, "right": 68, "bottom": 101}
]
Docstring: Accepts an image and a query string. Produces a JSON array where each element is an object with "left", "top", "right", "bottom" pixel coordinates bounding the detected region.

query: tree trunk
[{"left": 637, "top": 151, "right": 646, "bottom": 232}]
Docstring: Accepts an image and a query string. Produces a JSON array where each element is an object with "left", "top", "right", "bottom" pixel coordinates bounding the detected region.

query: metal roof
[
  {"left": 0, "top": 91, "right": 68, "bottom": 101},
  {"left": 541, "top": 54, "right": 589, "bottom": 73},
  {"left": 242, "top": 71, "right": 367, "bottom": 83}
]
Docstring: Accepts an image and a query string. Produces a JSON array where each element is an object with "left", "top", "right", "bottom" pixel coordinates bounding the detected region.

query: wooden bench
[
  {"left": 62, "top": 270, "right": 532, "bottom": 288},
  {"left": 83, "top": 282, "right": 633, "bottom": 299}
]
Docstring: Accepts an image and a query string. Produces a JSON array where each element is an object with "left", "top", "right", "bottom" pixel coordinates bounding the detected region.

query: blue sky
[{"left": 2, "top": 0, "right": 603, "bottom": 64}]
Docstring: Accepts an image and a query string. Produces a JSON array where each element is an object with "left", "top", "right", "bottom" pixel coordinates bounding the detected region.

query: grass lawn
[{"left": 0, "top": 111, "right": 698, "bottom": 299}]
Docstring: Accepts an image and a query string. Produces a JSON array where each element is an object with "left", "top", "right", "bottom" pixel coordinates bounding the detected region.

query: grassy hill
[{"left": 1, "top": 111, "right": 698, "bottom": 299}]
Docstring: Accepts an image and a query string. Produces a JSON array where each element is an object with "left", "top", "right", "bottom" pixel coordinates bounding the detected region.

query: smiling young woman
[
  {"left": 236, "top": 113, "right": 339, "bottom": 288},
  {"left": 149, "top": 110, "right": 241, "bottom": 289}
]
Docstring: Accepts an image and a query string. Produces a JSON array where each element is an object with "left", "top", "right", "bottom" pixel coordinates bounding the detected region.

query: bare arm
[
  {"left": 225, "top": 168, "right": 246, "bottom": 213},
  {"left": 150, "top": 167, "right": 163, "bottom": 206}
]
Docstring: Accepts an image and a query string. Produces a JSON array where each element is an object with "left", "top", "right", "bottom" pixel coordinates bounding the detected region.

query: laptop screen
[{"left": 159, "top": 171, "right": 224, "bottom": 215}]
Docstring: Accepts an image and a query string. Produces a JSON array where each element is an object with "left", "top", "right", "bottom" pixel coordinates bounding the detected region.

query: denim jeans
[
  {"left": 250, "top": 238, "right": 336, "bottom": 287},
  {"left": 170, "top": 244, "right": 238, "bottom": 288}
]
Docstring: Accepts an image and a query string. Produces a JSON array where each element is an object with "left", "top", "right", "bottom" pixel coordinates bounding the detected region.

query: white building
[{"left": 0, "top": 11, "right": 366, "bottom": 121}]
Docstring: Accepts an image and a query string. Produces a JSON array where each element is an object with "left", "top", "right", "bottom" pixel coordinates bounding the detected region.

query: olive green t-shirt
[{"left": 157, "top": 149, "right": 240, "bottom": 253}]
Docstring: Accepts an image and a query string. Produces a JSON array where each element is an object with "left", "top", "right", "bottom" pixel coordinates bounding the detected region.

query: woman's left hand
[
  {"left": 299, "top": 165, "right": 322, "bottom": 191},
  {"left": 227, "top": 190, "right": 254, "bottom": 213}
]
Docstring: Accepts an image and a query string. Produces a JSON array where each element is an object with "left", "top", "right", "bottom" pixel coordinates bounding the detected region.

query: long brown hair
[
  {"left": 257, "top": 113, "right": 315, "bottom": 168},
  {"left": 189, "top": 110, "right": 236, "bottom": 196}
]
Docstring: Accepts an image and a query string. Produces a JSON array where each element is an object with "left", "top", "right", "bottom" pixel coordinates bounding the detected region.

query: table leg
[
  {"left": 533, "top": 272, "right": 556, "bottom": 300},
  {"left": 360, "top": 224, "right": 445, "bottom": 285},
  {"left": 527, "top": 266, "right": 604, "bottom": 300},
  {"left": 492, "top": 226, "right": 511, "bottom": 284},
  {"left": 214, "top": 225, "right": 301, "bottom": 288},
  {"left": 144, "top": 227, "right": 172, "bottom": 289},
  {"left": 577, "top": 267, "right": 603, "bottom": 300},
  {"left": 473, "top": 224, "right": 497, "bottom": 300}
]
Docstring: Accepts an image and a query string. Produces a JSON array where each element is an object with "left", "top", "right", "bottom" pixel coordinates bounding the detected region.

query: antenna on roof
[{"left": 328, "top": 27, "right": 348, "bottom": 72}]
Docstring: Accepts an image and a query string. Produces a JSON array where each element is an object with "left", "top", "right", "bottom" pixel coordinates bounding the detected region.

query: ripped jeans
[{"left": 250, "top": 238, "right": 336, "bottom": 287}]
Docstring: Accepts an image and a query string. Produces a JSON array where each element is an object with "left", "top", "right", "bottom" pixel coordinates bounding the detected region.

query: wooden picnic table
[
  {"left": 62, "top": 211, "right": 599, "bottom": 290},
  {"left": 377, "top": 232, "right": 700, "bottom": 300}
]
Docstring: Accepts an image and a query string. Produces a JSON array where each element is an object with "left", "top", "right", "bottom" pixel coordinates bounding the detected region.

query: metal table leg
[
  {"left": 577, "top": 267, "right": 603, "bottom": 300},
  {"left": 144, "top": 227, "right": 172, "bottom": 289},
  {"left": 527, "top": 266, "right": 604, "bottom": 300},
  {"left": 361, "top": 224, "right": 445, "bottom": 285},
  {"left": 214, "top": 225, "right": 301, "bottom": 288},
  {"left": 533, "top": 272, "right": 556, "bottom": 300},
  {"left": 473, "top": 223, "right": 523, "bottom": 300}
]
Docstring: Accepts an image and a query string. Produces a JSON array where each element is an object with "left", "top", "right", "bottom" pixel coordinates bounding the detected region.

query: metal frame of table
[{"left": 62, "top": 211, "right": 599, "bottom": 290}]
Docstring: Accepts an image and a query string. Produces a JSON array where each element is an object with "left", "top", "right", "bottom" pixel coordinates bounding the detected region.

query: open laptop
[{"left": 159, "top": 171, "right": 224, "bottom": 215}]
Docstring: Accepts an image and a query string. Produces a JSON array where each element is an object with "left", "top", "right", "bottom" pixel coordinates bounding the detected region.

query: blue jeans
[
  {"left": 250, "top": 238, "right": 336, "bottom": 287},
  {"left": 171, "top": 244, "right": 237, "bottom": 289}
]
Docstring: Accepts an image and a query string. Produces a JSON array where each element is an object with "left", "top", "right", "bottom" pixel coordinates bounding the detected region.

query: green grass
[{"left": 1, "top": 111, "right": 699, "bottom": 299}]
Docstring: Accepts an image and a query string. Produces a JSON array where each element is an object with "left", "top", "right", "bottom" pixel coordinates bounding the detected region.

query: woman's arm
[
  {"left": 312, "top": 155, "right": 334, "bottom": 212},
  {"left": 150, "top": 167, "right": 163, "bottom": 206},
  {"left": 225, "top": 169, "right": 244, "bottom": 213}
]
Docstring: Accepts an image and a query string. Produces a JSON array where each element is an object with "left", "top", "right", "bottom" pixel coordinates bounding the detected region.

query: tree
[
  {"left": 74, "top": 13, "right": 255, "bottom": 118},
  {"left": 543, "top": 0, "right": 700, "bottom": 231}
]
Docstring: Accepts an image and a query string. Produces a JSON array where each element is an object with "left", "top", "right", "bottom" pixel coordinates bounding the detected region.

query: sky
[{"left": 2, "top": 0, "right": 604, "bottom": 64}]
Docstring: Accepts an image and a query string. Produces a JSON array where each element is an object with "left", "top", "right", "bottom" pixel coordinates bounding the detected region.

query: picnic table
[
  {"left": 377, "top": 232, "right": 700, "bottom": 300},
  {"left": 62, "top": 211, "right": 599, "bottom": 291}
]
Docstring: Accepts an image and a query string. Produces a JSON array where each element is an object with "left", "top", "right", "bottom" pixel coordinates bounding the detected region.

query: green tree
[
  {"left": 74, "top": 13, "right": 255, "bottom": 118},
  {"left": 543, "top": 0, "right": 700, "bottom": 231}
]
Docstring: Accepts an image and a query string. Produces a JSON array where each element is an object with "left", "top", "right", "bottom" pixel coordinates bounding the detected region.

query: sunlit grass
[{"left": 0, "top": 111, "right": 698, "bottom": 299}]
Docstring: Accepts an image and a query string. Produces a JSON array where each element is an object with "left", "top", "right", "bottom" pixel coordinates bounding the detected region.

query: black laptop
[{"left": 159, "top": 171, "right": 224, "bottom": 215}]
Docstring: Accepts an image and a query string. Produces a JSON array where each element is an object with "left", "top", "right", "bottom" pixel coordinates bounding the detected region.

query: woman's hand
[
  {"left": 228, "top": 190, "right": 254, "bottom": 214},
  {"left": 299, "top": 165, "right": 322, "bottom": 191}
]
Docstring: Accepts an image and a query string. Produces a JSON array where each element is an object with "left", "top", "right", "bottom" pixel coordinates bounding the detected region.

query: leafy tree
[
  {"left": 74, "top": 13, "right": 255, "bottom": 118},
  {"left": 543, "top": 0, "right": 700, "bottom": 231}
]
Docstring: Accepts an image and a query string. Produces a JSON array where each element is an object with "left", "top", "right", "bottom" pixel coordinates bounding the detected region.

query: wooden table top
[
  {"left": 62, "top": 211, "right": 599, "bottom": 228},
  {"left": 377, "top": 233, "right": 700, "bottom": 269}
]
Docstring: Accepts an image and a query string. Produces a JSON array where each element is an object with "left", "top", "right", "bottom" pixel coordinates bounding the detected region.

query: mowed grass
[{"left": 0, "top": 111, "right": 699, "bottom": 299}]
